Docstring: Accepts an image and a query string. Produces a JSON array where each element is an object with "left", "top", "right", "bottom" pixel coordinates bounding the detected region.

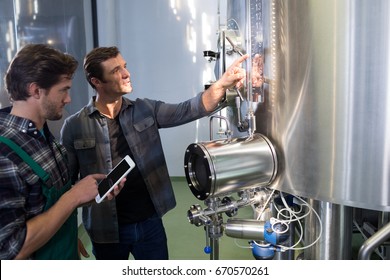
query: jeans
[{"left": 92, "top": 214, "right": 169, "bottom": 260}]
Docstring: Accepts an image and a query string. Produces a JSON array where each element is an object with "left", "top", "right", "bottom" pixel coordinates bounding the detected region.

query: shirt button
[
  {"left": 34, "top": 131, "right": 38, "bottom": 135},
  {"left": 22, "top": 129, "right": 27, "bottom": 133},
  {"left": 29, "top": 122, "right": 33, "bottom": 127}
]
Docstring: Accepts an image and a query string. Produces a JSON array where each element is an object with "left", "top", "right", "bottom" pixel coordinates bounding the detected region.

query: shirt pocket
[
  {"left": 73, "top": 138, "right": 97, "bottom": 165},
  {"left": 133, "top": 116, "right": 155, "bottom": 132},
  {"left": 131, "top": 116, "right": 159, "bottom": 149}
]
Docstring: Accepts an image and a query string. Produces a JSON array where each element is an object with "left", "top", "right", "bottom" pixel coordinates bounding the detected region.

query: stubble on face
[{"left": 41, "top": 76, "right": 72, "bottom": 121}]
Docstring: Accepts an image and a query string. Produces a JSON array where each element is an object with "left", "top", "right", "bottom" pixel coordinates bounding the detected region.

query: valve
[{"left": 250, "top": 242, "right": 275, "bottom": 260}]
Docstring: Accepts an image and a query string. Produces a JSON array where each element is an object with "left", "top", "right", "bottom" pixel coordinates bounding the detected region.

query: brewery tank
[{"left": 226, "top": 0, "right": 390, "bottom": 212}]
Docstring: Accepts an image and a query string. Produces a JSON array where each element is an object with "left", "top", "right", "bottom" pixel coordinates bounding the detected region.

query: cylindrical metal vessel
[
  {"left": 226, "top": 0, "right": 390, "bottom": 211},
  {"left": 304, "top": 200, "right": 353, "bottom": 260},
  {"left": 225, "top": 218, "right": 266, "bottom": 240},
  {"left": 222, "top": 0, "right": 390, "bottom": 259},
  {"left": 184, "top": 133, "right": 277, "bottom": 200},
  {"left": 260, "top": 0, "right": 390, "bottom": 211}
]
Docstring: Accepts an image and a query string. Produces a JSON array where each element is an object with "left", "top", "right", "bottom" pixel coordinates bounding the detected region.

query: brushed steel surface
[
  {"left": 184, "top": 133, "right": 278, "bottom": 200},
  {"left": 229, "top": 0, "right": 390, "bottom": 211},
  {"left": 225, "top": 218, "right": 266, "bottom": 240},
  {"left": 304, "top": 200, "right": 353, "bottom": 259}
]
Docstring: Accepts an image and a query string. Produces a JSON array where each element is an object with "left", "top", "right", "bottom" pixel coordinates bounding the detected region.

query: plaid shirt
[
  {"left": 60, "top": 94, "right": 209, "bottom": 243},
  {"left": 0, "top": 111, "right": 70, "bottom": 259}
]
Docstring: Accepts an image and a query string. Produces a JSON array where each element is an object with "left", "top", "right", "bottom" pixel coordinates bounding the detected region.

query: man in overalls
[{"left": 0, "top": 44, "right": 123, "bottom": 259}]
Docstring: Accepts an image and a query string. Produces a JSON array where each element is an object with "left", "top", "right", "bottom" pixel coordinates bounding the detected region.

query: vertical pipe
[
  {"left": 304, "top": 200, "right": 353, "bottom": 259},
  {"left": 91, "top": 0, "right": 99, "bottom": 47},
  {"left": 12, "top": 0, "right": 20, "bottom": 50},
  {"left": 245, "top": 0, "right": 253, "bottom": 105},
  {"left": 210, "top": 237, "right": 220, "bottom": 260}
]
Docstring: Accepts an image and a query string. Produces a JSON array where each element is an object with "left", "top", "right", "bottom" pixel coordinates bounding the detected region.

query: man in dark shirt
[{"left": 61, "top": 46, "right": 247, "bottom": 259}]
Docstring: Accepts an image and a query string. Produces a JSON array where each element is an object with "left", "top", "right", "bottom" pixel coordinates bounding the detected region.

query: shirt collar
[
  {"left": 86, "top": 96, "right": 133, "bottom": 117},
  {"left": 0, "top": 111, "right": 52, "bottom": 141},
  {"left": 86, "top": 96, "right": 99, "bottom": 116}
]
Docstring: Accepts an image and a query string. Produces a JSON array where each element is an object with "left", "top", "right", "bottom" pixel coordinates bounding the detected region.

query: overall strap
[
  {"left": 0, "top": 136, "right": 50, "bottom": 183},
  {"left": 0, "top": 135, "right": 78, "bottom": 260}
]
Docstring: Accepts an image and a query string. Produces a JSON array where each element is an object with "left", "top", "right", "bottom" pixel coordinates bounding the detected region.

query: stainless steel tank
[
  {"left": 221, "top": 0, "right": 390, "bottom": 259},
  {"left": 184, "top": 0, "right": 389, "bottom": 259},
  {"left": 227, "top": 0, "right": 390, "bottom": 212},
  {"left": 184, "top": 133, "right": 277, "bottom": 200}
]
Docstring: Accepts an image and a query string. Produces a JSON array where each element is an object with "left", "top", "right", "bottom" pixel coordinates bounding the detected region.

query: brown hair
[
  {"left": 83, "top": 46, "right": 120, "bottom": 89},
  {"left": 4, "top": 44, "right": 78, "bottom": 101}
]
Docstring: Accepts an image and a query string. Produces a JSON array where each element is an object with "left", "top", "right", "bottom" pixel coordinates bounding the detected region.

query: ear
[
  {"left": 90, "top": 77, "right": 101, "bottom": 88},
  {"left": 27, "top": 83, "right": 42, "bottom": 99}
]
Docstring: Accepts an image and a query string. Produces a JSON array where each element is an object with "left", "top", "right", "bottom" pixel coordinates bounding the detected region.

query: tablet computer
[{"left": 95, "top": 155, "right": 135, "bottom": 203}]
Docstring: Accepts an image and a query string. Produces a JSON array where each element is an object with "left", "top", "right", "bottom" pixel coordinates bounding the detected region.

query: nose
[
  {"left": 64, "top": 92, "right": 71, "bottom": 104},
  {"left": 121, "top": 67, "right": 130, "bottom": 78}
]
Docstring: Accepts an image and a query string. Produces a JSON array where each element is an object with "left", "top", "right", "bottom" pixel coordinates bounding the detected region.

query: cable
[
  {"left": 233, "top": 239, "right": 252, "bottom": 249},
  {"left": 275, "top": 194, "right": 323, "bottom": 251},
  {"left": 256, "top": 188, "right": 275, "bottom": 220},
  {"left": 231, "top": 190, "right": 323, "bottom": 253}
]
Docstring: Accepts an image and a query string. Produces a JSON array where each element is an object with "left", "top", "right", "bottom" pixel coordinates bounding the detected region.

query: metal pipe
[
  {"left": 225, "top": 218, "right": 266, "bottom": 240},
  {"left": 210, "top": 237, "right": 220, "bottom": 260},
  {"left": 245, "top": 0, "right": 253, "bottom": 105},
  {"left": 304, "top": 200, "right": 352, "bottom": 260},
  {"left": 358, "top": 221, "right": 390, "bottom": 260},
  {"left": 209, "top": 115, "right": 231, "bottom": 141}
]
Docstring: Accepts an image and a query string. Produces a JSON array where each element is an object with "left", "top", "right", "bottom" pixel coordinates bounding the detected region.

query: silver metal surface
[
  {"left": 184, "top": 133, "right": 277, "bottom": 200},
  {"left": 234, "top": 0, "right": 390, "bottom": 211},
  {"left": 304, "top": 199, "right": 353, "bottom": 259},
  {"left": 225, "top": 218, "right": 266, "bottom": 240},
  {"left": 358, "top": 221, "right": 390, "bottom": 260}
]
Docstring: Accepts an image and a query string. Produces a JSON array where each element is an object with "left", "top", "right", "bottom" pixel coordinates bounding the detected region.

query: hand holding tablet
[{"left": 95, "top": 155, "right": 135, "bottom": 203}]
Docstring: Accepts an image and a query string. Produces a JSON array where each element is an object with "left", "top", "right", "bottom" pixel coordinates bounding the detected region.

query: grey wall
[{"left": 96, "top": 0, "right": 225, "bottom": 176}]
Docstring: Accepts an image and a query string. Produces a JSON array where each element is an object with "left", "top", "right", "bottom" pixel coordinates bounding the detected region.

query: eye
[
  {"left": 60, "top": 87, "right": 71, "bottom": 94},
  {"left": 111, "top": 67, "right": 121, "bottom": 74}
]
